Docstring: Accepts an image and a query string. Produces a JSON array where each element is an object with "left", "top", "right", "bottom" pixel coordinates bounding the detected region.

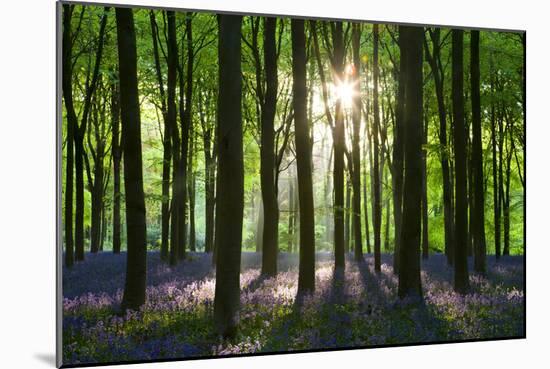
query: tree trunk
[
  {"left": 62, "top": 4, "right": 76, "bottom": 267},
  {"left": 177, "top": 13, "right": 194, "bottom": 261},
  {"left": 503, "top": 116, "right": 513, "bottom": 256},
  {"left": 384, "top": 170, "right": 391, "bottom": 252},
  {"left": 498, "top": 98, "right": 505, "bottom": 260},
  {"left": 111, "top": 74, "right": 122, "bottom": 254},
  {"left": 392, "top": 29, "right": 405, "bottom": 273},
  {"left": 470, "top": 30, "right": 487, "bottom": 273},
  {"left": 74, "top": 7, "right": 109, "bottom": 261},
  {"left": 188, "top": 129, "right": 196, "bottom": 252},
  {"left": 344, "top": 176, "right": 351, "bottom": 253},
  {"left": 287, "top": 175, "right": 295, "bottom": 253},
  {"left": 293, "top": 19, "right": 315, "bottom": 295},
  {"left": 351, "top": 23, "right": 364, "bottom": 261},
  {"left": 490, "top": 58, "right": 501, "bottom": 260},
  {"left": 90, "top": 152, "right": 103, "bottom": 253},
  {"left": 167, "top": 10, "right": 181, "bottom": 266},
  {"left": 332, "top": 22, "right": 346, "bottom": 270},
  {"left": 452, "top": 29, "right": 469, "bottom": 294},
  {"left": 150, "top": 11, "right": 171, "bottom": 261},
  {"left": 425, "top": 29, "right": 454, "bottom": 266},
  {"left": 116, "top": 7, "right": 147, "bottom": 311},
  {"left": 421, "top": 104, "right": 429, "bottom": 259},
  {"left": 397, "top": 25, "right": 423, "bottom": 299},
  {"left": 200, "top": 90, "right": 216, "bottom": 254},
  {"left": 372, "top": 24, "right": 382, "bottom": 272},
  {"left": 261, "top": 17, "right": 279, "bottom": 276},
  {"left": 363, "top": 123, "right": 372, "bottom": 254},
  {"left": 213, "top": 14, "right": 244, "bottom": 339}
]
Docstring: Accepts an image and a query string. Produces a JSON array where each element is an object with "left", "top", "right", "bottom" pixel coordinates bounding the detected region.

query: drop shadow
[{"left": 34, "top": 353, "right": 56, "bottom": 367}]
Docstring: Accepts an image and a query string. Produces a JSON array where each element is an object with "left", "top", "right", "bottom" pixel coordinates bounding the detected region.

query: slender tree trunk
[
  {"left": 90, "top": 154, "right": 104, "bottom": 253},
  {"left": 62, "top": 4, "right": 76, "bottom": 267},
  {"left": 351, "top": 23, "right": 364, "bottom": 261},
  {"left": 188, "top": 129, "right": 196, "bottom": 252},
  {"left": 293, "top": 19, "right": 315, "bottom": 294},
  {"left": 421, "top": 105, "right": 429, "bottom": 259},
  {"left": 344, "top": 176, "right": 351, "bottom": 253},
  {"left": 111, "top": 75, "right": 122, "bottom": 254},
  {"left": 167, "top": 10, "right": 181, "bottom": 266},
  {"left": 467, "top": 131, "right": 474, "bottom": 257},
  {"left": 116, "top": 7, "right": 147, "bottom": 311},
  {"left": 392, "top": 29, "right": 405, "bottom": 273},
  {"left": 384, "top": 170, "right": 391, "bottom": 252},
  {"left": 256, "top": 197, "right": 263, "bottom": 252},
  {"left": 398, "top": 25, "right": 423, "bottom": 299},
  {"left": 200, "top": 90, "right": 216, "bottom": 254},
  {"left": 261, "top": 17, "right": 279, "bottom": 276},
  {"left": 150, "top": 11, "right": 171, "bottom": 261},
  {"left": 452, "top": 29, "right": 469, "bottom": 294},
  {"left": 74, "top": 7, "right": 109, "bottom": 261},
  {"left": 489, "top": 59, "right": 501, "bottom": 260},
  {"left": 470, "top": 30, "right": 487, "bottom": 273},
  {"left": 332, "top": 22, "right": 346, "bottom": 270},
  {"left": 503, "top": 116, "right": 513, "bottom": 256},
  {"left": 497, "top": 102, "right": 505, "bottom": 259},
  {"left": 288, "top": 175, "right": 295, "bottom": 253},
  {"left": 425, "top": 29, "right": 454, "bottom": 265},
  {"left": 372, "top": 24, "right": 382, "bottom": 272},
  {"left": 363, "top": 123, "right": 372, "bottom": 254},
  {"left": 176, "top": 13, "right": 194, "bottom": 261},
  {"left": 213, "top": 14, "right": 244, "bottom": 339}
]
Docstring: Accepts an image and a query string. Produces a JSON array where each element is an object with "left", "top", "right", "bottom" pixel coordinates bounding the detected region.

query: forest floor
[{"left": 62, "top": 251, "right": 524, "bottom": 365}]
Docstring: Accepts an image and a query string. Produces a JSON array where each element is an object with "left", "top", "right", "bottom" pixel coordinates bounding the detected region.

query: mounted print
[{"left": 57, "top": 0, "right": 526, "bottom": 367}]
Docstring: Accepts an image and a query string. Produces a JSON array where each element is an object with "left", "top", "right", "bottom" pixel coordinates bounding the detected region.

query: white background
[{"left": 0, "top": 0, "right": 546, "bottom": 368}]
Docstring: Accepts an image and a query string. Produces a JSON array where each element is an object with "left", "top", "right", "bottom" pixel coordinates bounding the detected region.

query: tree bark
[
  {"left": 470, "top": 30, "right": 487, "bottom": 273},
  {"left": 351, "top": 23, "right": 364, "bottom": 261},
  {"left": 397, "top": 25, "right": 423, "bottom": 299},
  {"left": 74, "top": 7, "right": 109, "bottom": 260},
  {"left": 62, "top": 4, "right": 76, "bottom": 267},
  {"left": 111, "top": 73, "right": 122, "bottom": 254},
  {"left": 331, "top": 22, "right": 346, "bottom": 270},
  {"left": 188, "top": 127, "right": 196, "bottom": 252},
  {"left": 372, "top": 24, "right": 382, "bottom": 272},
  {"left": 150, "top": 11, "right": 171, "bottom": 261},
  {"left": 260, "top": 17, "right": 279, "bottom": 276},
  {"left": 293, "top": 19, "right": 315, "bottom": 295},
  {"left": 452, "top": 29, "right": 469, "bottom": 294},
  {"left": 425, "top": 29, "right": 454, "bottom": 266},
  {"left": 392, "top": 29, "right": 405, "bottom": 273},
  {"left": 213, "top": 14, "right": 244, "bottom": 339},
  {"left": 344, "top": 175, "right": 352, "bottom": 253},
  {"left": 422, "top": 104, "right": 429, "bottom": 259},
  {"left": 167, "top": 10, "right": 181, "bottom": 266},
  {"left": 116, "top": 7, "right": 147, "bottom": 311}
]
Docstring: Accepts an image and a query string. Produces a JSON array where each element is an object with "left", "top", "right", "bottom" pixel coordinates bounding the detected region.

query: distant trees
[
  {"left": 116, "top": 7, "right": 147, "bottom": 311},
  {"left": 213, "top": 14, "right": 244, "bottom": 338}
]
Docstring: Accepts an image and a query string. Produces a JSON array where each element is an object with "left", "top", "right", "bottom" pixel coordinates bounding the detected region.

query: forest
[{"left": 60, "top": 3, "right": 525, "bottom": 365}]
